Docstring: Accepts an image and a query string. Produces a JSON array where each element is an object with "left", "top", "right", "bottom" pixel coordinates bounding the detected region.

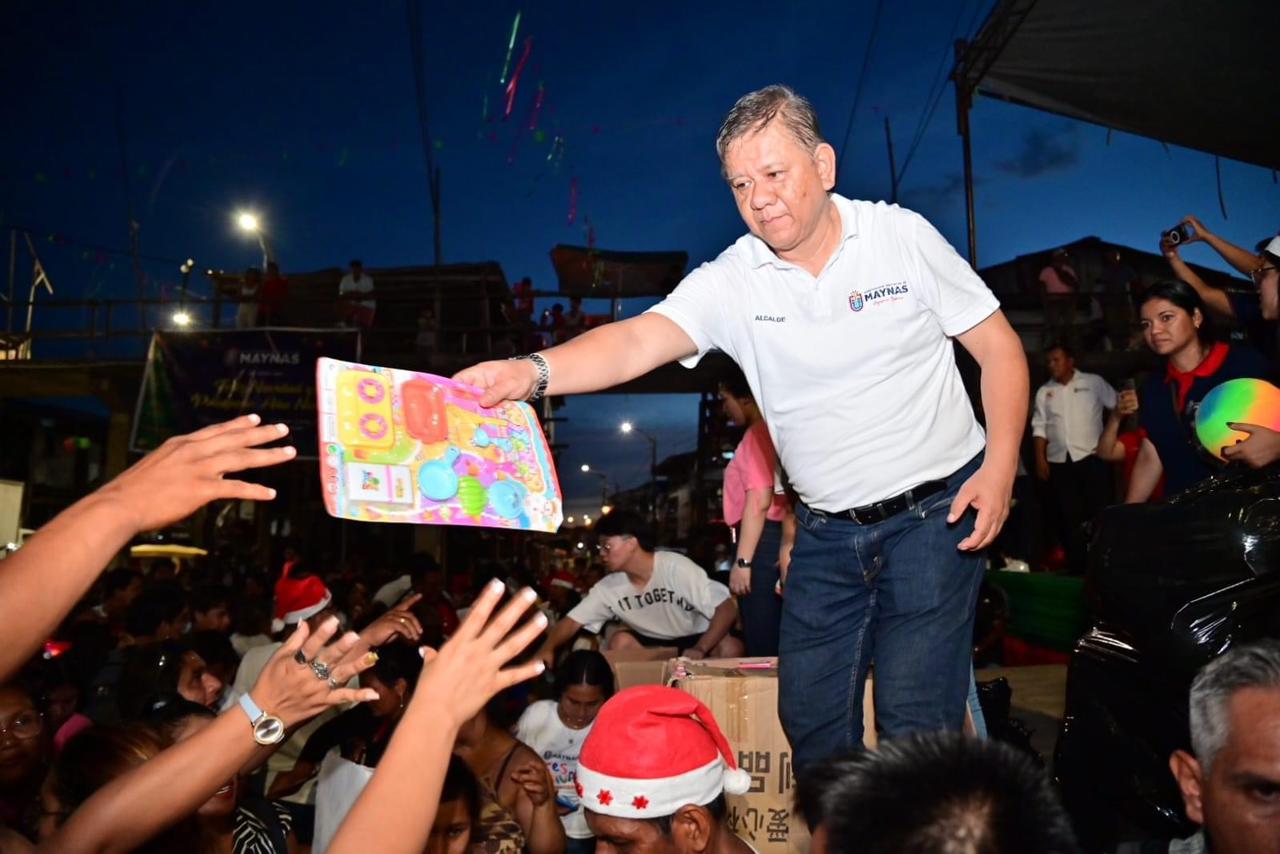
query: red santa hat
[
  {"left": 272, "top": 560, "right": 333, "bottom": 632},
  {"left": 549, "top": 571, "right": 578, "bottom": 592},
  {"left": 575, "top": 685, "right": 751, "bottom": 820}
]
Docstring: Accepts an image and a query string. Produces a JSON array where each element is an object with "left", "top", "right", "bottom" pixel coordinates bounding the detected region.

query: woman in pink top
[{"left": 719, "top": 371, "right": 791, "bottom": 657}]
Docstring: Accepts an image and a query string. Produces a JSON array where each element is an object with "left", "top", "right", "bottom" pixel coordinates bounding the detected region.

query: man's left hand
[
  {"left": 1222, "top": 423, "right": 1280, "bottom": 468},
  {"left": 948, "top": 464, "right": 1014, "bottom": 552}
]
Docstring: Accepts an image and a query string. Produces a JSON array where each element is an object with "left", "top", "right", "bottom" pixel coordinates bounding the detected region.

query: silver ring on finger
[
  {"left": 310, "top": 659, "right": 332, "bottom": 681},
  {"left": 327, "top": 676, "right": 340, "bottom": 690}
]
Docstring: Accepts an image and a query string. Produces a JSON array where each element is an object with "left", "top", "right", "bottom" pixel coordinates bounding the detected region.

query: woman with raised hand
[
  {"left": 327, "top": 579, "right": 552, "bottom": 854},
  {"left": 41, "top": 614, "right": 379, "bottom": 853},
  {"left": 0, "top": 415, "right": 296, "bottom": 682}
]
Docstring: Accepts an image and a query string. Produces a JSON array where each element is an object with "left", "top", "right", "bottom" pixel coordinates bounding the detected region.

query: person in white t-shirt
[
  {"left": 535, "top": 512, "right": 742, "bottom": 665},
  {"left": 338, "top": 259, "right": 376, "bottom": 329},
  {"left": 1031, "top": 342, "right": 1117, "bottom": 573},
  {"left": 455, "top": 85, "right": 1028, "bottom": 772},
  {"left": 515, "top": 650, "right": 616, "bottom": 854}
]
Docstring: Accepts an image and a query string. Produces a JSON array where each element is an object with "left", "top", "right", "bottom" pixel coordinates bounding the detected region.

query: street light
[
  {"left": 171, "top": 310, "right": 192, "bottom": 328},
  {"left": 580, "top": 464, "right": 611, "bottom": 512},
  {"left": 619, "top": 421, "right": 659, "bottom": 523},
  {"left": 234, "top": 210, "right": 275, "bottom": 267}
]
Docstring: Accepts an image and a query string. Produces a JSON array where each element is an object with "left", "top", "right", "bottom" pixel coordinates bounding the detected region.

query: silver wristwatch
[
  {"left": 512, "top": 353, "right": 551, "bottom": 401},
  {"left": 238, "top": 693, "right": 286, "bottom": 745}
]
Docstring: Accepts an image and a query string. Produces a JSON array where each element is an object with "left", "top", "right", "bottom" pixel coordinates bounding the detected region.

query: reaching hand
[
  {"left": 1181, "top": 214, "right": 1209, "bottom": 244},
  {"left": 453, "top": 360, "right": 539, "bottom": 408},
  {"left": 1116, "top": 389, "right": 1139, "bottom": 417},
  {"left": 411, "top": 580, "right": 548, "bottom": 730},
  {"left": 728, "top": 565, "right": 751, "bottom": 596},
  {"left": 251, "top": 616, "right": 380, "bottom": 729},
  {"left": 948, "top": 464, "right": 1014, "bottom": 552},
  {"left": 1222, "top": 423, "right": 1280, "bottom": 469},
  {"left": 510, "top": 762, "right": 554, "bottom": 808},
  {"left": 97, "top": 415, "right": 294, "bottom": 533},
  {"left": 360, "top": 594, "right": 425, "bottom": 648}
]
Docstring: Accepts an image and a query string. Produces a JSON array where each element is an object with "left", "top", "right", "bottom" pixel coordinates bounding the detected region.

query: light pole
[
  {"left": 619, "top": 421, "right": 659, "bottom": 523},
  {"left": 172, "top": 258, "right": 195, "bottom": 328},
  {"left": 235, "top": 211, "right": 275, "bottom": 268},
  {"left": 580, "top": 464, "right": 611, "bottom": 515}
]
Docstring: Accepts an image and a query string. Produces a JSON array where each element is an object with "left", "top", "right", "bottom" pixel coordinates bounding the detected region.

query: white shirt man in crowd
[
  {"left": 457, "top": 85, "right": 1028, "bottom": 772},
  {"left": 1032, "top": 343, "right": 1116, "bottom": 574},
  {"left": 535, "top": 511, "right": 743, "bottom": 663},
  {"left": 338, "top": 259, "right": 376, "bottom": 329}
]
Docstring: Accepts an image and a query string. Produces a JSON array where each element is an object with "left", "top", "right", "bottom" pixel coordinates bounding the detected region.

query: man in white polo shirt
[
  {"left": 1032, "top": 342, "right": 1116, "bottom": 574},
  {"left": 455, "top": 85, "right": 1028, "bottom": 771}
]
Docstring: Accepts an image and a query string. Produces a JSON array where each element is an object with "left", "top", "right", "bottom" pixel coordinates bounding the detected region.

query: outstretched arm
[
  {"left": 327, "top": 582, "right": 548, "bottom": 854},
  {"left": 0, "top": 415, "right": 294, "bottom": 681},
  {"left": 44, "top": 619, "right": 378, "bottom": 854},
  {"left": 454, "top": 313, "right": 697, "bottom": 406}
]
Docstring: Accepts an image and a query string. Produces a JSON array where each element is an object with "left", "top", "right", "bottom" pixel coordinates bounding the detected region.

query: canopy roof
[{"left": 958, "top": 0, "right": 1279, "bottom": 171}]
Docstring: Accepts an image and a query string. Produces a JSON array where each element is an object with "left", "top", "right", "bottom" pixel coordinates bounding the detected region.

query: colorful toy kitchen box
[{"left": 316, "top": 357, "right": 563, "bottom": 531}]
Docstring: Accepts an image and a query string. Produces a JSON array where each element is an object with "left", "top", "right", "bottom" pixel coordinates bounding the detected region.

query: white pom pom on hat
[
  {"left": 723, "top": 766, "right": 753, "bottom": 796},
  {"left": 575, "top": 685, "right": 754, "bottom": 819}
]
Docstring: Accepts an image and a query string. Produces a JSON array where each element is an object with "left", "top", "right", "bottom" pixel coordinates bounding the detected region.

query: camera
[{"left": 1163, "top": 222, "right": 1194, "bottom": 245}]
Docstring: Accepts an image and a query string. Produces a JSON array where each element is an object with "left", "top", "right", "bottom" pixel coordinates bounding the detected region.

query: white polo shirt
[
  {"left": 1031, "top": 370, "right": 1117, "bottom": 463},
  {"left": 648, "top": 194, "right": 998, "bottom": 511}
]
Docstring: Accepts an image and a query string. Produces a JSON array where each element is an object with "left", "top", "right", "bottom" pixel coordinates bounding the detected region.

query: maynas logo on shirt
[{"left": 849, "top": 283, "right": 910, "bottom": 312}]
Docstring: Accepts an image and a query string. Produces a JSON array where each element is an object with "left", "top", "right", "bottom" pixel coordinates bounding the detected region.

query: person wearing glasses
[
  {"left": 534, "top": 512, "right": 742, "bottom": 667},
  {"left": 0, "top": 680, "right": 49, "bottom": 840}
]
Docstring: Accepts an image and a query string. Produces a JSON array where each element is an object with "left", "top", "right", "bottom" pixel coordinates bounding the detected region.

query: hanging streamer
[
  {"left": 567, "top": 177, "right": 579, "bottom": 225},
  {"left": 498, "top": 11, "right": 522, "bottom": 84},
  {"left": 504, "top": 38, "right": 533, "bottom": 119},
  {"left": 1215, "top": 156, "right": 1228, "bottom": 220},
  {"left": 528, "top": 82, "right": 545, "bottom": 131}
]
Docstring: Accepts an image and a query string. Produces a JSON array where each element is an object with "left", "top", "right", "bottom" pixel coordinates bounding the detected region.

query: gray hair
[
  {"left": 715, "top": 85, "right": 826, "bottom": 175},
  {"left": 1188, "top": 640, "right": 1280, "bottom": 771}
]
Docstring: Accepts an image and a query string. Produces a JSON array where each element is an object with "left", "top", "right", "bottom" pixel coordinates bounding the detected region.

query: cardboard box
[
  {"left": 665, "top": 658, "right": 877, "bottom": 854},
  {"left": 602, "top": 647, "right": 677, "bottom": 691}
]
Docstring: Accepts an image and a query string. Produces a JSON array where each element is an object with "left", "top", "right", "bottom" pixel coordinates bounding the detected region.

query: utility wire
[{"left": 835, "top": 0, "right": 887, "bottom": 181}]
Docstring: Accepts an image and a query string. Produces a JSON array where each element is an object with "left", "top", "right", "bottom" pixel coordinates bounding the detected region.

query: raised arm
[
  {"left": 327, "top": 582, "right": 548, "bottom": 854},
  {"left": 1163, "top": 238, "right": 1235, "bottom": 320},
  {"left": 44, "top": 619, "right": 378, "bottom": 854},
  {"left": 688, "top": 598, "right": 739, "bottom": 660},
  {"left": 1181, "top": 215, "right": 1263, "bottom": 276},
  {"left": 0, "top": 415, "right": 294, "bottom": 681},
  {"left": 454, "top": 313, "right": 697, "bottom": 406}
]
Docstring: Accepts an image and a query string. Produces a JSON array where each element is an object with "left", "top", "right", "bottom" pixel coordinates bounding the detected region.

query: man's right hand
[
  {"left": 1117, "top": 389, "right": 1139, "bottom": 417},
  {"left": 1035, "top": 458, "right": 1050, "bottom": 481},
  {"left": 453, "top": 359, "right": 539, "bottom": 407}
]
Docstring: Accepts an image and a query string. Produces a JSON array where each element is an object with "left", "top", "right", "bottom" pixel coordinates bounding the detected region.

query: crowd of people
[
  {"left": 4, "top": 83, "right": 1279, "bottom": 854},
  {"left": 1025, "top": 221, "right": 1280, "bottom": 574},
  {"left": 230, "top": 259, "right": 377, "bottom": 332}
]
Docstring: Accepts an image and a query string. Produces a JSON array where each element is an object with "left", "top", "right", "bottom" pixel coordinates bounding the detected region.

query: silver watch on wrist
[
  {"left": 511, "top": 353, "right": 551, "bottom": 401},
  {"left": 238, "top": 693, "right": 286, "bottom": 745}
]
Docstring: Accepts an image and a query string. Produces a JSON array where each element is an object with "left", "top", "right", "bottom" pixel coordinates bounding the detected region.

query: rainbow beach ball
[{"left": 1194, "top": 378, "right": 1280, "bottom": 460}]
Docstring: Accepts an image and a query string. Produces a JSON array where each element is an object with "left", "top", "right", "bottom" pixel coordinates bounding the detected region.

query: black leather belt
[{"left": 828, "top": 479, "right": 947, "bottom": 525}]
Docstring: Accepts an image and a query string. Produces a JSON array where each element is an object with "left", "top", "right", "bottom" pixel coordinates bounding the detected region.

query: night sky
[{"left": 3, "top": 1, "right": 1276, "bottom": 516}]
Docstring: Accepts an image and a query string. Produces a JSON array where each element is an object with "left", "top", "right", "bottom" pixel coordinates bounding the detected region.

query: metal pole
[
  {"left": 955, "top": 40, "right": 978, "bottom": 268},
  {"left": 6, "top": 230, "right": 16, "bottom": 334},
  {"left": 884, "top": 115, "right": 899, "bottom": 204}
]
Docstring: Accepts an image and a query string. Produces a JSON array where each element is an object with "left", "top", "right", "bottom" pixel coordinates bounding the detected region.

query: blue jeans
[
  {"left": 778, "top": 453, "right": 986, "bottom": 772},
  {"left": 738, "top": 519, "right": 784, "bottom": 657}
]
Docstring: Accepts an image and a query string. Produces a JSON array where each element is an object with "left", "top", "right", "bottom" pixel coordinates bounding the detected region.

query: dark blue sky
[{"left": 3, "top": 1, "right": 1276, "bottom": 515}]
